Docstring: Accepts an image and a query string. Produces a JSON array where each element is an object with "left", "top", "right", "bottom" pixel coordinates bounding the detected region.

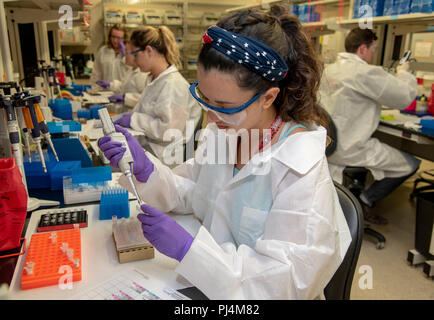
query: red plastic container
[
  {"left": 56, "top": 72, "right": 65, "bottom": 85},
  {"left": 0, "top": 158, "right": 28, "bottom": 253},
  {"left": 428, "top": 84, "right": 434, "bottom": 116}
]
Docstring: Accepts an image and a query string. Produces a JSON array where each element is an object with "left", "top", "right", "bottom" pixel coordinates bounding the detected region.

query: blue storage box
[
  {"left": 47, "top": 120, "right": 82, "bottom": 133},
  {"left": 90, "top": 105, "right": 104, "bottom": 119},
  {"left": 23, "top": 152, "right": 55, "bottom": 189},
  {"left": 68, "top": 83, "right": 91, "bottom": 96},
  {"left": 71, "top": 166, "right": 112, "bottom": 184},
  {"left": 77, "top": 109, "right": 91, "bottom": 120},
  {"left": 49, "top": 161, "right": 81, "bottom": 190},
  {"left": 420, "top": 118, "right": 434, "bottom": 135},
  {"left": 51, "top": 136, "right": 93, "bottom": 167},
  {"left": 52, "top": 98, "right": 73, "bottom": 120}
]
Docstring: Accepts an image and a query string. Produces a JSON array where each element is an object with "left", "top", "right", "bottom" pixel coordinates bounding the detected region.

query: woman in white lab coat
[
  {"left": 113, "top": 26, "right": 202, "bottom": 165},
  {"left": 90, "top": 24, "right": 128, "bottom": 88},
  {"left": 319, "top": 28, "right": 421, "bottom": 223},
  {"left": 98, "top": 6, "right": 351, "bottom": 300},
  {"left": 106, "top": 41, "right": 149, "bottom": 108}
]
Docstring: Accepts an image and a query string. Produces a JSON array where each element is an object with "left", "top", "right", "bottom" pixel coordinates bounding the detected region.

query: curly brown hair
[{"left": 198, "top": 4, "right": 326, "bottom": 128}]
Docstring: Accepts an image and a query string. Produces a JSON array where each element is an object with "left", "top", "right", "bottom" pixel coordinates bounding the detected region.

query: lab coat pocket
[{"left": 238, "top": 207, "right": 268, "bottom": 248}]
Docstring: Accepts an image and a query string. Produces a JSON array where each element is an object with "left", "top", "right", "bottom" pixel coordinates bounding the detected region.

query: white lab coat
[
  {"left": 110, "top": 65, "right": 149, "bottom": 108},
  {"left": 130, "top": 65, "right": 202, "bottom": 164},
  {"left": 119, "top": 123, "right": 351, "bottom": 300},
  {"left": 90, "top": 45, "right": 125, "bottom": 88},
  {"left": 319, "top": 52, "right": 419, "bottom": 183}
]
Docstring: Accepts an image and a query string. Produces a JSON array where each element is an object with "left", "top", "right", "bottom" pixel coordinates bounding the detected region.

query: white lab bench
[{"left": 7, "top": 200, "right": 202, "bottom": 300}]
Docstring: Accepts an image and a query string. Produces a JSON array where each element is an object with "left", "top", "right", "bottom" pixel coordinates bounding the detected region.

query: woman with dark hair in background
[{"left": 98, "top": 5, "right": 351, "bottom": 299}]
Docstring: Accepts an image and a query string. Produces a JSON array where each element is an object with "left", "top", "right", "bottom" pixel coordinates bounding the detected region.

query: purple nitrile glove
[
  {"left": 109, "top": 94, "right": 124, "bottom": 103},
  {"left": 97, "top": 124, "right": 154, "bottom": 182},
  {"left": 119, "top": 40, "right": 126, "bottom": 56},
  {"left": 137, "top": 204, "right": 194, "bottom": 262},
  {"left": 96, "top": 80, "right": 110, "bottom": 89},
  {"left": 113, "top": 113, "right": 132, "bottom": 128}
]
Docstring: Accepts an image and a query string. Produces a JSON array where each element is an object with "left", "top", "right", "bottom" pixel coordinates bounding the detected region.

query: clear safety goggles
[{"left": 189, "top": 80, "right": 265, "bottom": 126}]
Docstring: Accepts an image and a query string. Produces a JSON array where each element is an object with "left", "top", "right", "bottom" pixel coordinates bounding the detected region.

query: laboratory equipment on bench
[
  {"left": 21, "top": 94, "right": 53, "bottom": 172},
  {"left": 98, "top": 107, "right": 144, "bottom": 205},
  {"left": 23, "top": 92, "right": 60, "bottom": 161}
]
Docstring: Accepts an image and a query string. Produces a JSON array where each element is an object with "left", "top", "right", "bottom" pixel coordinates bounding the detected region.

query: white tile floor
[{"left": 350, "top": 159, "right": 434, "bottom": 300}]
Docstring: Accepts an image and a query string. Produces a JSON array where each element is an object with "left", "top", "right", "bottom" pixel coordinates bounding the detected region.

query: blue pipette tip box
[{"left": 99, "top": 187, "right": 130, "bottom": 220}]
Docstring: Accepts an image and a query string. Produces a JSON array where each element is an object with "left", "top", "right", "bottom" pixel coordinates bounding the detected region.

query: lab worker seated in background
[
  {"left": 113, "top": 26, "right": 201, "bottom": 165},
  {"left": 91, "top": 24, "right": 128, "bottom": 89},
  {"left": 319, "top": 27, "right": 420, "bottom": 225},
  {"left": 96, "top": 41, "right": 148, "bottom": 108},
  {"left": 98, "top": 6, "right": 351, "bottom": 300}
]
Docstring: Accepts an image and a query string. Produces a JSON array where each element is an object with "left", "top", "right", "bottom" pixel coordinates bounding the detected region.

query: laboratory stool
[
  {"left": 409, "top": 169, "right": 434, "bottom": 201},
  {"left": 342, "top": 167, "right": 386, "bottom": 250}
]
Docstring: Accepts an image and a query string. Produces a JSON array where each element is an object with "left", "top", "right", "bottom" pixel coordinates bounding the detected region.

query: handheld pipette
[
  {"left": 21, "top": 94, "right": 46, "bottom": 172},
  {"left": 98, "top": 108, "right": 144, "bottom": 205},
  {"left": 13, "top": 93, "right": 31, "bottom": 161},
  {"left": 25, "top": 93, "right": 59, "bottom": 162}
]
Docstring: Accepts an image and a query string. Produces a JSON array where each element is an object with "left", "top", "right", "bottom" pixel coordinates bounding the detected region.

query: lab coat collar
[
  {"left": 148, "top": 65, "right": 178, "bottom": 84},
  {"left": 338, "top": 52, "right": 367, "bottom": 65},
  {"left": 228, "top": 125, "right": 327, "bottom": 185},
  {"left": 272, "top": 125, "right": 326, "bottom": 173}
]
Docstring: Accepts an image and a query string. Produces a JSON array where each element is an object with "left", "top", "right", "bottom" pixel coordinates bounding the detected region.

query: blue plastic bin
[
  {"left": 77, "top": 109, "right": 91, "bottom": 120},
  {"left": 52, "top": 98, "right": 73, "bottom": 120},
  {"left": 420, "top": 118, "right": 434, "bottom": 135},
  {"left": 51, "top": 136, "right": 93, "bottom": 167},
  {"left": 49, "top": 161, "right": 81, "bottom": 190},
  {"left": 90, "top": 105, "right": 104, "bottom": 119},
  {"left": 23, "top": 152, "right": 55, "bottom": 189}
]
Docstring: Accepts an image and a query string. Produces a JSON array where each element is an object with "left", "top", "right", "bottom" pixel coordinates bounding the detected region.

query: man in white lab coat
[{"left": 319, "top": 27, "right": 421, "bottom": 225}]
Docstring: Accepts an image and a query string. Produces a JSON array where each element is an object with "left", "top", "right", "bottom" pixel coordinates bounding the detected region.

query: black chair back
[{"left": 324, "top": 182, "right": 364, "bottom": 300}]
